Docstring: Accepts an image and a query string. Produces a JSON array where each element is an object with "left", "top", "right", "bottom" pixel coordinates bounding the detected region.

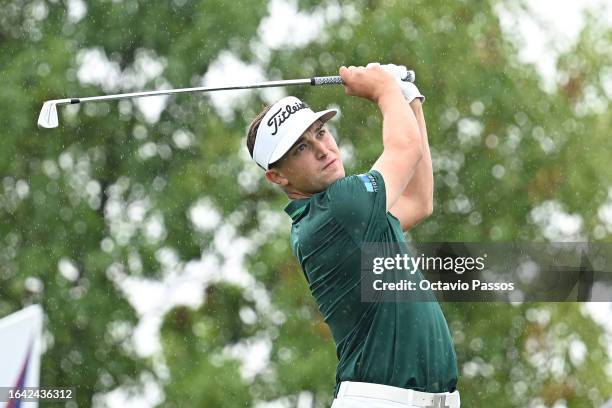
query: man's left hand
[{"left": 381, "top": 63, "right": 425, "bottom": 103}]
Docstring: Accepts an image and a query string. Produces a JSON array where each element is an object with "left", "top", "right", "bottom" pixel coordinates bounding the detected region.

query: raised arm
[
  {"left": 339, "top": 64, "right": 423, "bottom": 211},
  {"left": 389, "top": 98, "right": 434, "bottom": 231}
]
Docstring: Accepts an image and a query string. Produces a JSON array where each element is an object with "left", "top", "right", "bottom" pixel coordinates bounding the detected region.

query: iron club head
[
  {"left": 37, "top": 99, "right": 73, "bottom": 129},
  {"left": 38, "top": 100, "right": 59, "bottom": 128}
]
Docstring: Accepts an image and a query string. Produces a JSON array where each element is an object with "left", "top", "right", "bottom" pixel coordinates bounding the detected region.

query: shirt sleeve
[{"left": 327, "top": 170, "right": 388, "bottom": 244}]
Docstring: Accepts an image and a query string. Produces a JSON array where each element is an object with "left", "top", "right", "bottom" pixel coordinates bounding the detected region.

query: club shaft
[{"left": 64, "top": 77, "right": 332, "bottom": 105}]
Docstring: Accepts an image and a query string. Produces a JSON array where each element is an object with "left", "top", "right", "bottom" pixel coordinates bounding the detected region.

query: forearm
[
  {"left": 377, "top": 89, "right": 422, "bottom": 154},
  {"left": 400, "top": 100, "right": 433, "bottom": 205}
]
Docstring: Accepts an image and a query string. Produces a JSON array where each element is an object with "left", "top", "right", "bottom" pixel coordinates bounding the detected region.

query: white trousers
[
  {"left": 330, "top": 381, "right": 460, "bottom": 408},
  {"left": 331, "top": 396, "right": 422, "bottom": 408}
]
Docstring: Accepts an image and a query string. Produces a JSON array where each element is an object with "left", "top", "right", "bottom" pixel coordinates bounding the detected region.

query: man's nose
[{"left": 312, "top": 140, "right": 329, "bottom": 158}]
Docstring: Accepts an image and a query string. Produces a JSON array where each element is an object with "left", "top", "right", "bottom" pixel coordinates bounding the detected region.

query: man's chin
[
  {"left": 300, "top": 168, "right": 346, "bottom": 194},
  {"left": 320, "top": 170, "right": 345, "bottom": 190},
  {"left": 334, "top": 165, "right": 346, "bottom": 179}
]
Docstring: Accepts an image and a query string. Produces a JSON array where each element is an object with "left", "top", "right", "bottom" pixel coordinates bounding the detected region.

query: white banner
[{"left": 0, "top": 305, "right": 43, "bottom": 408}]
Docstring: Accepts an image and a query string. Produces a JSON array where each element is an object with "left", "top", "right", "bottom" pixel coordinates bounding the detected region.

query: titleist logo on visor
[{"left": 267, "top": 101, "right": 308, "bottom": 135}]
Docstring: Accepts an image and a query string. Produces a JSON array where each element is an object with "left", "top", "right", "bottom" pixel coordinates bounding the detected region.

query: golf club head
[{"left": 38, "top": 100, "right": 60, "bottom": 128}]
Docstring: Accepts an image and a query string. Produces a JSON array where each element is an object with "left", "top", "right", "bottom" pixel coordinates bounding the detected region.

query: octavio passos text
[{"left": 370, "top": 254, "right": 515, "bottom": 292}]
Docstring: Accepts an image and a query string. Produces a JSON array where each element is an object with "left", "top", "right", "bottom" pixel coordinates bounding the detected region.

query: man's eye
[
  {"left": 295, "top": 144, "right": 306, "bottom": 154},
  {"left": 318, "top": 129, "right": 325, "bottom": 137}
]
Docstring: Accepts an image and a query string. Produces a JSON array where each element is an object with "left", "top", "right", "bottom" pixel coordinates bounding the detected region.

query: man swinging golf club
[{"left": 246, "top": 63, "right": 459, "bottom": 408}]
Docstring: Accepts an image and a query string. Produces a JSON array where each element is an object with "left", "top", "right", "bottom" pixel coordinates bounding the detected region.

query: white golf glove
[{"left": 381, "top": 63, "right": 425, "bottom": 103}]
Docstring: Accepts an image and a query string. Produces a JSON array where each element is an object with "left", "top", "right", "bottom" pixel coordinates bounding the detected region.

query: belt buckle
[{"left": 426, "top": 394, "right": 450, "bottom": 408}]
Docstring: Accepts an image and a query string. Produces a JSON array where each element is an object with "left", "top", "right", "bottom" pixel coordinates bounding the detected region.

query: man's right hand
[{"left": 339, "top": 63, "right": 401, "bottom": 104}]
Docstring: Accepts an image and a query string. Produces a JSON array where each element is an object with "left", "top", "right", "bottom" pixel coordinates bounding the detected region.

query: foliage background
[{"left": 1, "top": 0, "right": 611, "bottom": 406}]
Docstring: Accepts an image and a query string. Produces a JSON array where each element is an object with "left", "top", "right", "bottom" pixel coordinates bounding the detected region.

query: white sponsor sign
[{"left": 0, "top": 305, "right": 43, "bottom": 408}]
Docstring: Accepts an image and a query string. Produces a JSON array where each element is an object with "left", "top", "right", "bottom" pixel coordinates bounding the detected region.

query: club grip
[
  {"left": 311, "top": 76, "right": 344, "bottom": 86},
  {"left": 311, "top": 70, "right": 415, "bottom": 86}
]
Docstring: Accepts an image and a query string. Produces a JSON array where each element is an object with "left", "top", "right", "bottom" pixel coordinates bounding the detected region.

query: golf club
[{"left": 37, "top": 71, "right": 415, "bottom": 129}]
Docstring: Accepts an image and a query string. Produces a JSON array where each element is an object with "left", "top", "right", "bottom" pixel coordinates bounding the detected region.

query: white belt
[{"left": 337, "top": 381, "right": 460, "bottom": 408}]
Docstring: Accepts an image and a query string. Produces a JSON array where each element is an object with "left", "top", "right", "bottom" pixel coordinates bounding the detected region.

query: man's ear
[{"left": 265, "top": 168, "right": 289, "bottom": 187}]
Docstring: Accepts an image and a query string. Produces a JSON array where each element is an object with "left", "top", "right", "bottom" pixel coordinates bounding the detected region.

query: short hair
[{"left": 246, "top": 105, "right": 274, "bottom": 168}]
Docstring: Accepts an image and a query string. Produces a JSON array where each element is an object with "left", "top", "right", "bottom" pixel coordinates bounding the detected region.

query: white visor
[{"left": 253, "top": 96, "right": 337, "bottom": 170}]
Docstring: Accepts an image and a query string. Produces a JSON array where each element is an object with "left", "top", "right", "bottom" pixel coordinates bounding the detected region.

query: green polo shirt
[{"left": 284, "top": 170, "right": 458, "bottom": 396}]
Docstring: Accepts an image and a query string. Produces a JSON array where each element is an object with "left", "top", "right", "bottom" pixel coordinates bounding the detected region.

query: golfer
[{"left": 246, "top": 63, "right": 459, "bottom": 408}]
